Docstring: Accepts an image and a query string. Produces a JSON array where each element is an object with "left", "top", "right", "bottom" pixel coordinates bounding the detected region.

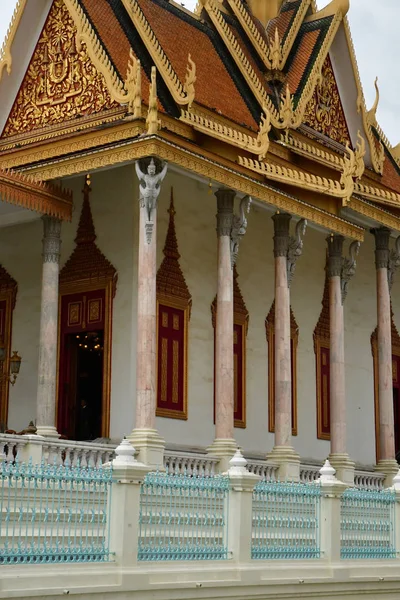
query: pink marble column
[
  {"left": 372, "top": 227, "right": 396, "bottom": 467},
  {"left": 327, "top": 235, "right": 346, "bottom": 455},
  {"left": 272, "top": 213, "right": 292, "bottom": 448},
  {"left": 214, "top": 189, "right": 235, "bottom": 442},
  {"left": 134, "top": 201, "right": 157, "bottom": 431},
  {"left": 36, "top": 216, "right": 61, "bottom": 438},
  {"left": 130, "top": 158, "right": 167, "bottom": 467}
]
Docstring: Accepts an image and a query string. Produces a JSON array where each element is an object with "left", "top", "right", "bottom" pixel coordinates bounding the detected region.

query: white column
[{"left": 36, "top": 216, "right": 61, "bottom": 438}]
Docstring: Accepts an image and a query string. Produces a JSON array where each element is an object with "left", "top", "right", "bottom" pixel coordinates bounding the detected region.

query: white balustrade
[
  {"left": 246, "top": 459, "right": 278, "bottom": 481},
  {"left": 300, "top": 464, "right": 321, "bottom": 483},
  {"left": 0, "top": 434, "right": 28, "bottom": 462},
  {"left": 0, "top": 434, "right": 116, "bottom": 466},
  {"left": 354, "top": 469, "right": 385, "bottom": 490},
  {"left": 164, "top": 451, "right": 219, "bottom": 476}
]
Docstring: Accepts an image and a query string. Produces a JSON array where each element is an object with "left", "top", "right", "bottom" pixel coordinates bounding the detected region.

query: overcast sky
[{"left": 0, "top": 0, "right": 398, "bottom": 143}]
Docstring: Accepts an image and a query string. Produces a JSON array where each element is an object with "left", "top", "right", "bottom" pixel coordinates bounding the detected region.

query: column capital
[
  {"left": 215, "top": 188, "right": 235, "bottom": 237},
  {"left": 42, "top": 216, "right": 61, "bottom": 264},
  {"left": 371, "top": 227, "right": 391, "bottom": 269},
  {"left": 326, "top": 234, "right": 344, "bottom": 278},
  {"left": 272, "top": 212, "right": 291, "bottom": 257}
]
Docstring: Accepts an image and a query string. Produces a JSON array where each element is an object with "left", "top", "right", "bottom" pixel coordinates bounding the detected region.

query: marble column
[
  {"left": 207, "top": 189, "right": 237, "bottom": 471},
  {"left": 35, "top": 216, "right": 62, "bottom": 438},
  {"left": 326, "top": 235, "right": 355, "bottom": 485},
  {"left": 371, "top": 227, "right": 398, "bottom": 484},
  {"left": 266, "top": 213, "right": 301, "bottom": 481},
  {"left": 129, "top": 158, "right": 167, "bottom": 468}
]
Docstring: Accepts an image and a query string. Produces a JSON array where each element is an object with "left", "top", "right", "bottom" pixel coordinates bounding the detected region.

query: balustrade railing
[
  {"left": 0, "top": 434, "right": 116, "bottom": 467},
  {"left": 354, "top": 470, "right": 385, "bottom": 490},
  {"left": 252, "top": 480, "right": 321, "bottom": 560},
  {"left": 163, "top": 451, "right": 219, "bottom": 477},
  {"left": 340, "top": 487, "right": 396, "bottom": 559},
  {"left": 0, "top": 460, "right": 112, "bottom": 565},
  {"left": 246, "top": 459, "right": 278, "bottom": 481},
  {"left": 138, "top": 472, "right": 229, "bottom": 561}
]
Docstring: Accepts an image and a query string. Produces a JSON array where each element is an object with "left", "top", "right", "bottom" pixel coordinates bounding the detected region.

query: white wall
[{"left": 1, "top": 164, "right": 393, "bottom": 466}]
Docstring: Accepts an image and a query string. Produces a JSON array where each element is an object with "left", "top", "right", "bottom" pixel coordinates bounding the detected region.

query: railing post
[
  {"left": 109, "top": 439, "right": 151, "bottom": 567},
  {"left": 319, "top": 460, "right": 347, "bottom": 562},
  {"left": 17, "top": 435, "right": 44, "bottom": 464},
  {"left": 226, "top": 450, "right": 260, "bottom": 563}
]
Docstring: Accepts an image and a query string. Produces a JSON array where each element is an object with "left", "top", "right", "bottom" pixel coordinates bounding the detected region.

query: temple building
[{"left": 0, "top": 0, "right": 400, "bottom": 487}]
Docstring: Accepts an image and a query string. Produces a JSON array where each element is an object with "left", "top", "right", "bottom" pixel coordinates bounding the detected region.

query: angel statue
[{"left": 135, "top": 158, "right": 168, "bottom": 242}]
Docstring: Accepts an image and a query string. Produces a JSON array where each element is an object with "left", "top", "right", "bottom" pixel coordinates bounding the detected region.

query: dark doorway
[{"left": 60, "top": 330, "right": 104, "bottom": 441}]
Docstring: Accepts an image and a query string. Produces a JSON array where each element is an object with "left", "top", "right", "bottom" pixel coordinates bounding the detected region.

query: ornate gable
[
  {"left": 59, "top": 175, "right": 117, "bottom": 294},
  {"left": 2, "top": 0, "right": 118, "bottom": 139},
  {"left": 303, "top": 55, "right": 351, "bottom": 147}
]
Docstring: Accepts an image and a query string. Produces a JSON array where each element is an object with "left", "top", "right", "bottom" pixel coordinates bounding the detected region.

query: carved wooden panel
[
  {"left": 314, "top": 268, "right": 330, "bottom": 440},
  {"left": 156, "top": 189, "right": 191, "bottom": 420},
  {"left": 265, "top": 301, "right": 298, "bottom": 435},
  {"left": 303, "top": 55, "right": 351, "bottom": 147},
  {"left": 157, "top": 303, "right": 186, "bottom": 416},
  {"left": 3, "top": 0, "right": 117, "bottom": 138}
]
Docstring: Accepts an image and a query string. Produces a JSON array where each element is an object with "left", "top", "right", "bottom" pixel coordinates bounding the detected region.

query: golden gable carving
[
  {"left": 2, "top": 0, "right": 117, "bottom": 138},
  {"left": 303, "top": 56, "right": 351, "bottom": 147}
]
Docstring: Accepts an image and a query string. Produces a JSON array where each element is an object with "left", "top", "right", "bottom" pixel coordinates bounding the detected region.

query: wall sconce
[{"left": 0, "top": 345, "right": 22, "bottom": 386}]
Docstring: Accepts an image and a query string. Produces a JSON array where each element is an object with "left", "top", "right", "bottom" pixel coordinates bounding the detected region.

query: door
[{"left": 58, "top": 289, "right": 106, "bottom": 440}]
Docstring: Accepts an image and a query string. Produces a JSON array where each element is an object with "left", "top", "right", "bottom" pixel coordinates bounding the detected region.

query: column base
[
  {"left": 329, "top": 453, "right": 355, "bottom": 486},
  {"left": 35, "top": 426, "right": 60, "bottom": 438},
  {"left": 376, "top": 459, "right": 399, "bottom": 488},
  {"left": 128, "top": 428, "right": 165, "bottom": 469},
  {"left": 266, "top": 446, "right": 300, "bottom": 482},
  {"left": 206, "top": 438, "right": 237, "bottom": 473}
]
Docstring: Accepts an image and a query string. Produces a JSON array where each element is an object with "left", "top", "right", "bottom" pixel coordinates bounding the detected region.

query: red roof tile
[{"left": 136, "top": 0, "right": 257, "bottom": 128}]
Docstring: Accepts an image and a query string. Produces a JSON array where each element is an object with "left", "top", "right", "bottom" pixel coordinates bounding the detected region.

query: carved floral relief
[
  {"left": 303, "top": 56, "right": 351, "bottom": 147},
  {"left": 3, "top": 0, "right": 117, "bottom": 138}
]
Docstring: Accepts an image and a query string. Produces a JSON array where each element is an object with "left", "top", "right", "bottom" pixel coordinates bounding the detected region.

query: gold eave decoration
[
  {"left": 18, "top": 135, "right": 364, "bottom": 241},
  {"left": 238, "top": 136, "right": 365, "bottom": 207},
  {"left": 0, "top": 170, "right": 72, "bottom": 220},
  {"left": 342, "top": 19, "right": 385, "bottom": 175},
  {"left": 349, "top": 197, "right": 400, "bottom": 233},
  {"left": 180, "top": 106, "right": 271, "bottom": 160},
  {"left": 0, "top": 0, "right": 27, "bottom": 81},
  {"left": 354, "top": 182, "right": 400, "bottom": 209},
  {"left": 120, "top": 0, "right": 196, "bottom": 108},
  {"left": 279, "top": 132, "right": 344, "bottom": 172},
  {"left": 64, "top": 0, "right": 140, "bottom": 112}
]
